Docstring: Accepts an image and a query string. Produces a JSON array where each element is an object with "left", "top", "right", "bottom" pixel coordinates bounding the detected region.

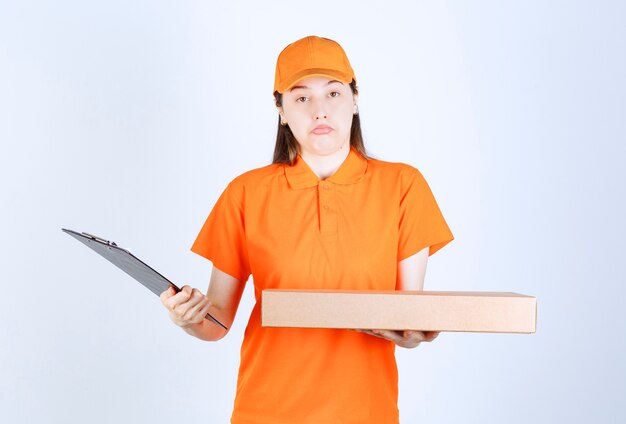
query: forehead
[{"left": 289, "top": 76, "right": 345, "bottom": 92}]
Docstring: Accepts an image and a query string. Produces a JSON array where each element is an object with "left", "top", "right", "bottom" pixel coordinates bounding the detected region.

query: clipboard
[{"left": 62, "top": 228, "right": 227, "bottom": 330}]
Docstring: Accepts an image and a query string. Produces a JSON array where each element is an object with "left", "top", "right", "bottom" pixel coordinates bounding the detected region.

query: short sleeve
[
  {"left": 190, "top": 181, "right": 251, "bottom": 282},
  {"left": 397, "top": 168, "right": 454, "bottom": 261}
]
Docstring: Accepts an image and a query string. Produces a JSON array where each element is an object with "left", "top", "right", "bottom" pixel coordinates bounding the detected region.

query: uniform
[{"left": 191, "top": 146, "right": 454, "bottom": 423}]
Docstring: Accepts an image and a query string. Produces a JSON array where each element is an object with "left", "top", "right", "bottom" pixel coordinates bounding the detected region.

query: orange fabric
[
  {"left": 191, "top": 147, "right": 454, "bottom": 424},
  {"left": 273, "top": 35, "right": 356, "bottom": 94}
]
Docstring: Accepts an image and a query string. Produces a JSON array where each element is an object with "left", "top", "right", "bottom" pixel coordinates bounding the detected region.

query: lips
[{"left": 312, "top": 125, "right": 333, "bottom": 135}]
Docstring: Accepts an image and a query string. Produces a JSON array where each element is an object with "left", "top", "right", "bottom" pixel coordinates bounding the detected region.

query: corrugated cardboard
[{"left": 261, "top": 289, "right": 537, "bottom": 334}]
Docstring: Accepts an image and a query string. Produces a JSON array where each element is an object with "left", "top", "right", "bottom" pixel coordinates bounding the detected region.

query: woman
[{"left": 160, "top": 35, "right": 454, "bottom": 423}]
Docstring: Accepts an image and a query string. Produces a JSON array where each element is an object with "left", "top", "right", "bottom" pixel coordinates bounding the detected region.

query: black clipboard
[{"left": 62, "top": 228, "right": 227, "bottom": 330}]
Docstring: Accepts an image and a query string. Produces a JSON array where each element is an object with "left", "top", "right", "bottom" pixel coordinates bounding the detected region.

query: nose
[{"left": 311, "top": 98, "right": 327, "bottom": 120}]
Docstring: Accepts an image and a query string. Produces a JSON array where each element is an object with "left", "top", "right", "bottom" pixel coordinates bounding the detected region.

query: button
[
  {"left": 321, "top": 183, "right": 331, "bottom": 190},
  {"left": 322, "top": 205, "right": 330, "bottom": 210}
]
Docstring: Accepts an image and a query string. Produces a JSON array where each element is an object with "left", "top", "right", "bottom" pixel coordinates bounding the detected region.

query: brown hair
[{"left": 272, "top": 80, "right": 370, "bottom": 165}]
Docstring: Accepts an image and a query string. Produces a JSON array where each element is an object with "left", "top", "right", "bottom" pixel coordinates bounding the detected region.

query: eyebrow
[{"left": 289, "top": 80, "right": 343, "bottom": 92}]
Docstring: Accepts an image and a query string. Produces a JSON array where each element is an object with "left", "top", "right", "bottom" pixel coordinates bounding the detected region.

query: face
[{"left": 278, "top": 76, "right": 358, "bottom": 159}]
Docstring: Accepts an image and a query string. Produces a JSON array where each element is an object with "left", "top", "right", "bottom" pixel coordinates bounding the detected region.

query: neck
[{"left": 300, "top": 144, "right": 351, "bottom": 180}]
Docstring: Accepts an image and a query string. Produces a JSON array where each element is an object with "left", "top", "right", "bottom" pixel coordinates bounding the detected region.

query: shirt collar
[{"left": 284, "top": 147, "right": 368, "bottom": 189}]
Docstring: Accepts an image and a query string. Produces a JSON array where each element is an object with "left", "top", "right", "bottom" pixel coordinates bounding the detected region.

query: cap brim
[{"left": 276, "top": 68, "right": 354, "bottom": 94}]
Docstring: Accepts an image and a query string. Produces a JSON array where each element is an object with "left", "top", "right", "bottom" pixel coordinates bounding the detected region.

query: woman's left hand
[{"left": 357, "top": 329, "right": 440, "bottom": 349}]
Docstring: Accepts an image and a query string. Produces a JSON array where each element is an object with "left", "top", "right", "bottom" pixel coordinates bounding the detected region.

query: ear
[{"left": 276, "top": 105, "right": 287, "bottom": 125}]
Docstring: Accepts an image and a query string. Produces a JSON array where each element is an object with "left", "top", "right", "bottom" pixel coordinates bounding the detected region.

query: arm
[
  {"left": 160, "top": 266, "right": 246, "bottom": 341},
  {"left": 359, "top": 246, "right": 440, "bottom": 348},
  {"left": 396, "top": 245, "right": 429, "bottom": 291}
]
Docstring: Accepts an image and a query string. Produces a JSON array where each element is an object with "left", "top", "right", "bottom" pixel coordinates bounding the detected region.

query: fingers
[
  {"left": 162, "top": 285, "right": 192, "bottom": 311},
  {"left": 161, "top": 289, "right": 184, "bottom": 312},
  {"left": 402, "top": 330, "right": 427, "bottom": 342},
  {"left": 355, "top": 329, "right": 381, "bottom": 338},
  {"left": 421, "top": 331, "right": 440, "bottom": 342},
  {"left": 184, "top": 293, "right": 211, "bottom": 321},
  {"left": 197, "top": 299, "right": 213, "bottom": 317},
  {"left": 373, "top": 329, "right": 404, "bottom": 343},
  {"left": 355, "top": 329, "right": 441, "bottom": 349},
  {"left": 178, "top": 292, "right": 204, "bottom": 320},
  {"left": 159, "top": 286, "right": 176, "bottom": 302},
  {"left": 355, "top": 329, "right": 405, "bottom": 344},
  {"left": 161, "top": 285, "right": 211, "bottom": 327}
]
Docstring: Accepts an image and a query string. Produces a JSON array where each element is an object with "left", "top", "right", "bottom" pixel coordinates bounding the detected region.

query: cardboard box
[{"left": 261, "top": 289, "right": 537, "bottom": 334}]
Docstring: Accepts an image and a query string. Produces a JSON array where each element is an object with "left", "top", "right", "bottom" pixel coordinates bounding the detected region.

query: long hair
[{"left": 272, "top": 80, "right": 370, "bottom": 165}]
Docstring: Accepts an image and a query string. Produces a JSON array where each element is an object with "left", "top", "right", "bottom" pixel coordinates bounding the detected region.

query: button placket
[{"left": 318, "top": 182, "right": 337, "bottom": 234}]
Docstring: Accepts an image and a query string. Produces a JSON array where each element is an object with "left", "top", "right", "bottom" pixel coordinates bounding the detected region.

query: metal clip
[{"left": 81, "top": 232, "right": 118, "bottom": 247}]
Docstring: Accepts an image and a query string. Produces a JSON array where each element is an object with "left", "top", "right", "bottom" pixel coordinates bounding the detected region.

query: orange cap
[{"left": 273, "top": 35, "right": 356, "bottom": 94}]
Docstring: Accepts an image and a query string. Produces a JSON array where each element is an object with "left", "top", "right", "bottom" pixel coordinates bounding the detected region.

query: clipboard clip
[{"left": 81, "top": 232, "right": 118, "bottom": 247}]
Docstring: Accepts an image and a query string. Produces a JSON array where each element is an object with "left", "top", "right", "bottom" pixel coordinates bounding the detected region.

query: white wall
[{"left": 1, "top": 1, "right": 624, "bottom": 422}]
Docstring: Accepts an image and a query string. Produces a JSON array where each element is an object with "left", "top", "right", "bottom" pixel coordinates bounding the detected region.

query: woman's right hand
[{"left": 159, "top": 285, "right": 212, "bottom": 328}]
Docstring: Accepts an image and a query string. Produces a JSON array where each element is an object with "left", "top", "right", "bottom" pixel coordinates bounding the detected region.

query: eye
[
  {"left": 295, "top": 96, "right": 308, "bottom": 103},
  {"left": 329, "top": 91, "right": 340, "bottom": 98}
]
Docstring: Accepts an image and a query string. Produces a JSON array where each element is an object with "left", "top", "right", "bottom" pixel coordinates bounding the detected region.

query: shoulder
[
  {"left": 365, "top": 156, "right": 426, "bottom": 187},
  {"left": 223, "top": 163, "right": 284, "bottom": 195}
]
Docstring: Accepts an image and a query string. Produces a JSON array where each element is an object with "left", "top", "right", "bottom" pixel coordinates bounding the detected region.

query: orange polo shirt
[{"left": 191, "top": 146, "right": 454, "bottom": 424}]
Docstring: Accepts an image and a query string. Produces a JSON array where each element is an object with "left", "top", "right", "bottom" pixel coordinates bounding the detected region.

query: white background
[{"left": 1, "top": 1, "right": 624, "bottom": 423}]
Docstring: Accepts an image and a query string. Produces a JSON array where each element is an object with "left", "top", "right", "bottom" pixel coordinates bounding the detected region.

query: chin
[{"left": 310, "top": 143, "right": 344, "bottom": 156}]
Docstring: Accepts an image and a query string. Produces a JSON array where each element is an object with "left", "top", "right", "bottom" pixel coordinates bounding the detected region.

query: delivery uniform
[{"left": 191, "top": 146, "right": 454, "bottom": 424}]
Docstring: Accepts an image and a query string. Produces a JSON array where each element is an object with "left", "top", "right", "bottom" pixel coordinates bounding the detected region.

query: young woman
[{"left": 160, "top": 35, "right": 454, "bottom": 423}]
